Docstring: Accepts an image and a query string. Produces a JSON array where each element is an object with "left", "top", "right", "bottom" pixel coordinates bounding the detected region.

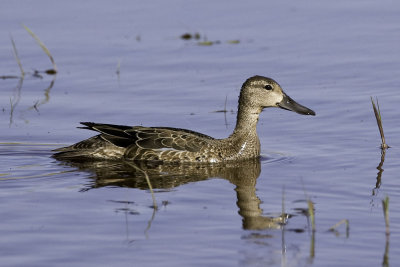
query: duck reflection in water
[{"left": 57, "top": 157, "right": 287, "bottom": 230}]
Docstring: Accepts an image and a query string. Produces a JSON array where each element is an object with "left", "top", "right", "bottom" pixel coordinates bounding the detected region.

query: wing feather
[{"left": 79, "top": 122, "right": 214, "bottom": 153}]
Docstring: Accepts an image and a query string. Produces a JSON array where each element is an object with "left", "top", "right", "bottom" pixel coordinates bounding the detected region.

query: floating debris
[
  {"left": 180, "top": 32, "right": 238, "bottom": 46},
  {"left": 45, "top": 69, "right": 57, "bottom": 75},
  {"left": 180, "top": 32, "right": 201, "bottom": 40}
]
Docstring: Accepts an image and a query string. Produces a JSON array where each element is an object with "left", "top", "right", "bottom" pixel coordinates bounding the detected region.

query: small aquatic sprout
[
  {"left": 328, "top": 219, "right": 350, "bottom": 237},
  {"left": 371, "top": 97, "right": 389, "bottom": 149},
  {"left": 301, "top": 179, "right": 316, "bottom": 232},
  {"left": 23, "top": 24, "right": 57, "bottom": 74},
  {"left": 198, "top": 40, "right": 214, "bottom": 46},
  {"left": 306, "top": 197, "right": 316, "bottom": 262},
  {"left": 382, "top": 196, "right": 389, "bottom": 236},
  {"left": 227, "top": 40, "right": 240, "bottom": 44},
  {"left": 307, "top": 199, "right": 315, "bottom": 232}
]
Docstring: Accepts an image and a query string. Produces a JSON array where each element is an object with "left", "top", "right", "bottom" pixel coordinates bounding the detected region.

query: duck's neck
[
  {"left": 231, "top": 105, "right": 261, "bottom": 138},
  {"left": 221, "top": 102, "right": 263, "bottom": 160}
]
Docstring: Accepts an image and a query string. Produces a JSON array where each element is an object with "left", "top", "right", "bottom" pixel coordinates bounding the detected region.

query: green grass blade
[{"left": 307, "top": 199, "right": 315, "bottom": 232}]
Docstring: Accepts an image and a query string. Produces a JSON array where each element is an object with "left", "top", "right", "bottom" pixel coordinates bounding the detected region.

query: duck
[{"left": 53, "top": 76, "right": 315, "bottom": 163}]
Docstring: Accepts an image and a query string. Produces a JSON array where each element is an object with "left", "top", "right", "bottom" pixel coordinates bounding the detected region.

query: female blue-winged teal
[{"left": 54, "top": 76, "right": 315, "bottom": 163}]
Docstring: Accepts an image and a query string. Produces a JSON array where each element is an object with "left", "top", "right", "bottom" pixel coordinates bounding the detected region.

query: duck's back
[{"left": 53, "top": 122, "right": 219, "bottom": 162}]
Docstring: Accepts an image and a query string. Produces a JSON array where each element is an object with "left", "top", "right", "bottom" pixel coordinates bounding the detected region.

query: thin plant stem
[
  {"left": 125, "top": 162, "right": 158, "bottom": 210},
  {"left": 371, "top": 97, "right": 389, "bottom": 149},
  {"left": 307, "top": 199, "right": 315, "bottom": 232},
  {"left": 22, "top": 24, "right": 57, "bottom": 73},
  {"left": 382, "top": 196, "right": 390, "bottom": 236},
  {"left": 10, "top": 34, "right": 24, "bottom": 76},
  {"left": 328, "top": 219, "right": 350, "bottom": 237}
]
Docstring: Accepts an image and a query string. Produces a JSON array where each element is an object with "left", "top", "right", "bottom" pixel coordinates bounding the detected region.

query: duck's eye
[{"left": 264, "top": 84, "right": 273, "bottom": 90}]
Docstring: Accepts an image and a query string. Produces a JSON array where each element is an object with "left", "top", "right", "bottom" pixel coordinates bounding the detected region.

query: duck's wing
[{"left": 80, "top": 122, "right": 215, "bottom": 153}]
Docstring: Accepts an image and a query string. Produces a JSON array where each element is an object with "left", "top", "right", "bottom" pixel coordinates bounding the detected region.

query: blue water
[{"left": 1, "top": 1, "right": 400, "bottom": 266}]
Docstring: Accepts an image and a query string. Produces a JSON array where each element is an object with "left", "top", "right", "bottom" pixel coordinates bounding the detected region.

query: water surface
[{"left": 1, "top": 1, "right": 400, "bottom": 266}]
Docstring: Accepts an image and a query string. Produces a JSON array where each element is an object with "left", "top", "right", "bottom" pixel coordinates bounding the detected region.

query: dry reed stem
[
  {"left": 371, "top": 97, "right": 388, "bottom": 149},
  {"left": 10, "top": 34, "right": 24, "bottom": 76},
  {"left": 307, "top": 199, "right": 315, "bottom": 232},
  {"left": 22, "top": 24, "right": 57, "bottom": 74}
]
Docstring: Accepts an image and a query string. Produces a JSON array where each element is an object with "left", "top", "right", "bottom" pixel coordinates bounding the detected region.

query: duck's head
[{"left": 240, "top": 76, "right": 315, "bottom": 116}]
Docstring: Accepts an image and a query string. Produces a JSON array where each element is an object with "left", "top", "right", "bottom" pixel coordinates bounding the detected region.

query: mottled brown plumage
[{"left": 53, "top": 76, "right": 315, "bottom": 163}]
